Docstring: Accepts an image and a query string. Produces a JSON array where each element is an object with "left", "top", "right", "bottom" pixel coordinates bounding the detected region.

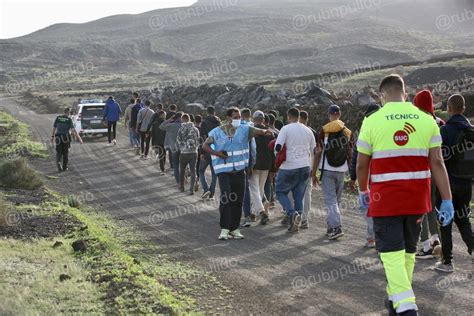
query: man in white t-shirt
[
  {"left": 275, "top": 107, "right": 316, "bottom": 233},
  {"left": 312, "top": 105, "right": 353, "bottom": 240}
]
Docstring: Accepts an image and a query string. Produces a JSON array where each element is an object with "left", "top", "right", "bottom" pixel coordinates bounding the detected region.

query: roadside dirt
[{"left": 1, "top": 96, "right": 472, "bottom": 315}]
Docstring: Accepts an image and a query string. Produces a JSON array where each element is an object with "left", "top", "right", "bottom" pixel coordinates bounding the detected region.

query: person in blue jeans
[
  {"left": 103, "top": 96, "right": 121, "bottom": 146},
  {"left": 198, "top": 106, "right": 221, "bottom": 199},
  {"left": 275, "top": 107, "right": 316, "bottom": 233}
]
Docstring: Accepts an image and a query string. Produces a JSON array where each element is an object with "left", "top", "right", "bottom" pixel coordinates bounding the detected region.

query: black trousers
[
  {"left": 217, "top": 170, "right": 245, "bottom": 231},
  {"left": 55, "top": 134, "right": 70, "bottom": 169},
  {"left": 140, "top": 132, "right": 151, "bottom": 156},
  {"left": 154, "top": 144, "right": 166, "bottom": 172},
  {"left": 374, "top": 215, "right": 423, "bottom": 254},
  {"left": 107, "top": 121, "right": 117, "bottom": 143},
  {"left": 437, "top": 182, "right": 473, "bottom": 263}
]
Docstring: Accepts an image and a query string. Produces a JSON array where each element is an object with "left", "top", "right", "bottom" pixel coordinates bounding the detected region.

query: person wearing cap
[
  {"left": 356, "top": 74, "right": 453, "bottom": 315},
  {"left": 247, "top": 110, "right": 275, "bottom": 225},
  {"left": 312, "top": 104, "right": 353, "bottom": 240},
  {"left": 412, "top": 90, "right": 443, "bottom": 259}
]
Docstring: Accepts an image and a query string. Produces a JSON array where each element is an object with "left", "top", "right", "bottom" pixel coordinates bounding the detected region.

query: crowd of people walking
[{"left": 55, "top": 74, "right": 473, "bottom": 316}]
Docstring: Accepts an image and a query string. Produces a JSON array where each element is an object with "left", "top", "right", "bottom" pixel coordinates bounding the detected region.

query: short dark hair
[
  {"left": 287, "top": 107, "right": 300, "bottom": 119},
  {"left": 207, "top": 106, "right": 215, "bottom": 115},
  {"left": 64, "top": 107, "right": 70, "bottom": 114},
  {"left": 158, "top": 110, "right": 166, "bottom": 117},
  {"left": 268, "top": 113, "right": 275, "bottom": 125},
  {"left": 195, "top": 114, "right": 202, "bottom": 124},
  {"left": 170, "top": 104, "right": 177, "bottom": 111},
  {"left": 268, "top": 110, "right": 278, "bottom": 117},
  {"left": 182, "top": 114, "right": 190, "bottom": 121},
  {"left": 379, "top": 74, "right": 405, "bottom": 94},
  {"left": 157, "top": 103, "right": 164, "bottom": 110},
  {"left": 130, "top": 98, "right": 135, "bottom": 104},
  {"left": 241, "top": 108, "right": 251, "bottom": 118},
  {"left": 136, "top": 98, "right": 141, "bottom": 104},
  {"left": 133, "top": 92, "right": 139, "bottom": 98},
  {"left": 174, "top": 112, "right": 183, "bottom": 120},
  {"left": 448, "top": 94, "right": 465, "bottom": 113},
  {"left": 300, "top": 110, "right": 309, "bottom": 121},
  {"left": 226, "top": 107, "right": 240, "bottom": 117},
  {"left": 145, "top": 100, "right": 151, "bottom": 107},
  {"left": 264, "top": 114, "right": 270, "bottom": 125}
]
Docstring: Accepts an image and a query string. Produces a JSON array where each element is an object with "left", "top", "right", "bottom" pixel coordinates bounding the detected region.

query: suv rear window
[{"left": 82, "top": 106, "right": 104, "bottom": 118}]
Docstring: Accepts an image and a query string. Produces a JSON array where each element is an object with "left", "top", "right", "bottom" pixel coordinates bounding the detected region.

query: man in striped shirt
[{"left": 356, "top": 74, "right": 454, "bottom": 316}]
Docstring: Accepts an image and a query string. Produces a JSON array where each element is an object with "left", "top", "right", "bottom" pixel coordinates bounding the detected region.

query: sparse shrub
[
  {"left": 0, "top": 194, "right": 12, "bottom": 226},
  {"left": 0, "top": 158, "right": 43, "bottom": 190},
  {"left": 68, "top": 195, "right": 80, "bottom": 208}
]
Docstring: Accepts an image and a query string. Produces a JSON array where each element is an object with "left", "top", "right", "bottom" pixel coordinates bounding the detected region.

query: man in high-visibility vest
[
  {"left": 202, "top": 107, "right": 273, "bottom": 240},
  {"left": 356, "top": 74, "right": 454, "bottom": 315}
]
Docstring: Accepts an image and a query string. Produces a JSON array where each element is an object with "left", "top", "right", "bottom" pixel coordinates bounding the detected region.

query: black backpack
[
  {"left": 447, "top": 126, "right": 474, "bottom": 179},
  {"left": 323, "top": 128, "right": 349, "bottom": 168}
]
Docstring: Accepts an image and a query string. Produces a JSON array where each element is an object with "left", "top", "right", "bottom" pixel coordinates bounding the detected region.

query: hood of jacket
[
  {"left": 204, "top": 115, "right": 220, "bottom": 126},
  {"left": 446, "top": 114, "right": 471, "bottom": 129}
]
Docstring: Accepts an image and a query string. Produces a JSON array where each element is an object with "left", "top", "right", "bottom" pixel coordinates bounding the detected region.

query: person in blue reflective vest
[{"left": 202, "top": 107, "right": 274, "bottom": 240}]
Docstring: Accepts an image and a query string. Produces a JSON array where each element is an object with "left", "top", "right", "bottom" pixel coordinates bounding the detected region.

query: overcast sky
[{"left": 0, "top": 0, "right": 197, "bottom": 39}]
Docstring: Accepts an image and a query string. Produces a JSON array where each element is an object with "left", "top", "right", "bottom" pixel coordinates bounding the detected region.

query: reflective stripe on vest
[
  {"left": 371, "top": 170, "right": 431, "bottom": 183},
  {"left": 209, "top": 125, "right": 250, "bottom": 174}
]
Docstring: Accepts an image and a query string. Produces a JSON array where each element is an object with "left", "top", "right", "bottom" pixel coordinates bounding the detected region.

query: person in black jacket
[
  {"left": 248, "top": 111, "right": 275, "bottom": 225},
  {"left": 349, "top": 104, "right": 380, "bottom": 248},
  {"left": 198, "top": 106, "right": 221, "bottom": 199},
  {"left": 434, "top": 94, "right": 474, "bottom": 273},
  {"left": 150, "top": 110, "right": 167, "bottom": 174}
]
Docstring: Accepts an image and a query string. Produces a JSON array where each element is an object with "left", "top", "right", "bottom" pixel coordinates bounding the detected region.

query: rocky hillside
[{"left": 1, "top": 0, "right": 473, "bottom": 90}]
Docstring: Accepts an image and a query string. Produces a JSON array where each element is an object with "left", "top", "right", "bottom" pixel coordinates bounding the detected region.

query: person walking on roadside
[
  {"left": 130, "top": 99, "right": 143, "bottom": 155},
  {"left": 349, "top": 104, "right": 381, "bottom": 248},
  {"left": 264, "top": 113, "right": 279, "bottom": 209},
  {"left": 150, "top": 110, "right": 167, "bottom": 175},
  {"left": 51, "top": 107, "right": 83, "bottom": 172},
  {"left": 434, "top": 94, "right": 474, "bottom": 273},
  {"left": 356, "top": 74, "right": 453, "bottom": 315},
  {"left": 247, "top": 110, "right": 275, "bottom": 225},
  {"left": 299, "top": 110, "right": 318, "bottom": 230},
  {"left": 275, "top": 107, "right": 316, "bottom": 233},
  {"left": 312, "top": 105, "right": 353, "bottom": 240},
  {"left": 160, "top": 112, "right": 183, "bottom": 184},
  {"left": 241, "top": 108, "right": 257, "bottom": 225},
  {"left": 103, "top": 96, "right": 121, "bottom": 146},
  {"left": 194, "top": 114, "right": 202, "bottom": 193},
  {"left": 166, "top": 104, "right": 178, "bottom": 169},
  {"left": 202, "top": 107, "right": 273, "bottom": 240},
  {"left": 137, "top": 100, "right": 155, "bottom": 160},
  {"left": 199, "top": 106, "right": 221, "bottom": 200},
  {"left": 124, "top": 98, "right": 138, "bottom": 148},
  {"left": 412, "top": 90, "right": 443, "bottom": 259},
  {"left": 177, "top": 114, "right": 200, "bottom": 195}
]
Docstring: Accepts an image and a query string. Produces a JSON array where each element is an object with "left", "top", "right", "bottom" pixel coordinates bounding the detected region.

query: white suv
[{"left": 74, "top": 100, "right": 108, "bottom": 137}]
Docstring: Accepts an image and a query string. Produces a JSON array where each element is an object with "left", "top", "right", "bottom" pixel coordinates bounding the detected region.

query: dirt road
[{"left": 1, "top": 97, "right": 472, "bottom": 315}]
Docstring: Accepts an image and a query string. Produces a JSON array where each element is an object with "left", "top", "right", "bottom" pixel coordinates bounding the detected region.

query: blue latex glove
[
  {"left": 358, "top": 190, "right": 370, "bottom": 209},
  {"left": 437, "top": 200, "right": 454, "bottom": 227}
]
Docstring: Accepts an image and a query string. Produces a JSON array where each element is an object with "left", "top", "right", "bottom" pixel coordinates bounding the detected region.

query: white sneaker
[
  {"left": 106, "top": 143, "right": 113, "bottom": 147},
  {"left": 112, "top": 139, "right": 117, "bottom": 145},
  {"left": 218, "top": 229, "right": 230, "bottom": 240}
]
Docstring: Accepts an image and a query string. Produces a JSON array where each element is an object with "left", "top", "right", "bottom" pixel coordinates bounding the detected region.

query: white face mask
[{"left": 231, "top": 119, "right": 241, "bottom": 128}]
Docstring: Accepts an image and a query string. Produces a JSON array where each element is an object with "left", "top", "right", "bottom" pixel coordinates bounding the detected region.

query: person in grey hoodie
[
  {"left": 137, "top": 100, "right": 155, "bottom": 159},
  {"left": 177, "top": 114, "right": 200, "bottom": 194},
  {"left": 160, "top": 112, "right": 183, "bottom": 183}
]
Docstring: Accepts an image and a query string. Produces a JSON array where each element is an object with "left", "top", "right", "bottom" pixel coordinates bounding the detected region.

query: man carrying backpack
[
  {"left": 312, "top": 105, "right": 353, "bottom": 240},
  {"left": 435, "top": 94, "right": 474, "bottom": 273}
]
